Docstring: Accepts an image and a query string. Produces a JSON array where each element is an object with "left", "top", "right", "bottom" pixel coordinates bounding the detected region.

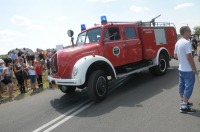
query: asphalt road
[{"left": 0, "top": 58, "right": 200, "bottom": 132}]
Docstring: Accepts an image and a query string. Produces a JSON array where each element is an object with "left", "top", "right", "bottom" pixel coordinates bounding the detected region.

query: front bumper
[{"left": 48, "top": 76, "right": 82, "bottom": 86}]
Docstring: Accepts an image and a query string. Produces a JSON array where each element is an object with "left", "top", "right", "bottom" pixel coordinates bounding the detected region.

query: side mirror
[
  {"left": 67, "top": 30, "right": 74, "bottom": 37},
  {"left": 67, "top": 30, "right": 75, "bottom": 47}
]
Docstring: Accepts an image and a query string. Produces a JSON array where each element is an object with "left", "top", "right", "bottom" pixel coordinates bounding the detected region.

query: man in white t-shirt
[{"left": 174, "top": 26, "right": 197, "bottom": 113}]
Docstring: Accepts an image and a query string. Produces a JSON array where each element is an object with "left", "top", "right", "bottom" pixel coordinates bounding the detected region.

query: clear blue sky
[{"left": 0, "top": 0, "right": 199, "bottom": 54}]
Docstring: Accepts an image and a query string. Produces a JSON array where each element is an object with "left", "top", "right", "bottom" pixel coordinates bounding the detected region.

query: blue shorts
[
  {"left": 29, "top": 75, "right": 36, "bottom": 84},
  {"left": 179, "top": 71, "right": 195, "bottom": 99}
]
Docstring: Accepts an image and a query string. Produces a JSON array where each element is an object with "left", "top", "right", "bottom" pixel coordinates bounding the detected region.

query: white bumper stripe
[{"left": 48, "top": 76, "right": 82, "bottom": 86}]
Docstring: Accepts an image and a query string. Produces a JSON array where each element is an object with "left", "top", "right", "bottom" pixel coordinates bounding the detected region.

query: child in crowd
[{"left": 35, "top": 58, "right": 43, "bottom": 88}]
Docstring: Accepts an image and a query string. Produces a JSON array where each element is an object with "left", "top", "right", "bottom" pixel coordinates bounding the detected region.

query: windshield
[{"left": 76, "top": 28, "right": 102, "bottom": 45}]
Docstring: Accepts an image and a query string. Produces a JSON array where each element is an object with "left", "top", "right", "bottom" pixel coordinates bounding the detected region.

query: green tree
[{"left": 193, "top": 26, "right": 200, "bottom": 40}]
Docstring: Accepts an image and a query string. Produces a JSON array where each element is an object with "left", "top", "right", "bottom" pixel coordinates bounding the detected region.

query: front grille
[{"left": 51, "top": 53, "right": 58, "bottom": 74}]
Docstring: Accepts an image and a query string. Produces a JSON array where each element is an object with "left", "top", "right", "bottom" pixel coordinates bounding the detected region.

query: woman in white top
[{"left": 28, "top": 60, "right": 36, "bottom": 91}]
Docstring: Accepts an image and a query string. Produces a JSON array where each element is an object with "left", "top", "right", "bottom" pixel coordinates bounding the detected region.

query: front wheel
[
  {"left": 88, "top": 70, "right": 108, "bottom": 102},
  {"left": 59, "top": 85, "right": 76, "bottom": 94},
  {"left": 149, "top": 55, "right": 168, "bottom": 75}
]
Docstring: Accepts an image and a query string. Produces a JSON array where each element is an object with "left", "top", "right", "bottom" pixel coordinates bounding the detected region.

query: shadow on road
[
  {"left": 48, "top": 67, "right": 200, "bottom": 118},
  {"left": 50, "top": 89, "right": 90, "bottom": 112}
]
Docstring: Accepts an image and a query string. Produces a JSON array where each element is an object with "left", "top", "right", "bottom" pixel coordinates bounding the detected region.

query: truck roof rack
[
  {"left": 94, "top": 21, "right": 139, "bottom": 26},
  {"left": 94, "top": 21, "right": 175, "bottom": 28},
  {"left": 99, "top": 15, "right": 176, "bottom": 28},
  {"left": 107, "top": 21, "right": 137, "bottom": 24},
  {"left": 136, "top": 21, "right": 176, "bottom": 27}
]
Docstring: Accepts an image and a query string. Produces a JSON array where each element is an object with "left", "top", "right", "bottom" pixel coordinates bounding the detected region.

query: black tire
[
  {"left": 88, "top": 70, "right": 108, "bottom": 102},
  {"left": 149, "top": 55, "right": 168, "bottom": 75},
  {"left": 59, "top": 85, "right": 76, "bottom": 94}
]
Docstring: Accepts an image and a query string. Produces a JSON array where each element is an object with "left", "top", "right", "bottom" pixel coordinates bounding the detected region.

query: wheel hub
[
  {"left": 159, "top": 59, "right": 166, "bottom": 72},
  {"left": 96, "top": 76, "right": 107, "bottom": 96}
]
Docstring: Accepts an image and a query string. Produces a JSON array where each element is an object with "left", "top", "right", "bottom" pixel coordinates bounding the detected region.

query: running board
[{"left": 116, "top": 65, "right": 156, "bottom": 78}]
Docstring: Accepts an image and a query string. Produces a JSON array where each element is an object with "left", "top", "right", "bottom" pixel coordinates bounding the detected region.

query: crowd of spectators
[{"left": 0, "top": 48, "right": 55, "bottom": 103}]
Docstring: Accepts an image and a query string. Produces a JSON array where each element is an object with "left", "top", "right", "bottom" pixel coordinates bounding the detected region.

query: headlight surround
[{"left": 72, "top": 66, "right": 78, "bottom": 76}]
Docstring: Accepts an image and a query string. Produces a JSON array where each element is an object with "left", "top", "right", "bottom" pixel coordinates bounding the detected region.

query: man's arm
[
  {"left": 198, "top": 50, "right": 200, "bottom": 62},
  {"left": 174, "top": 53, "right": 178, "bottom": 60},
  {"left": 198, "top": 56, "right": 200, "bottom": 62},
  {"left": 187, "top": 53, "right": 196, "bottom": 73},
  {"left": 174, "top": 43, "right": 178, "bottom": 60}
]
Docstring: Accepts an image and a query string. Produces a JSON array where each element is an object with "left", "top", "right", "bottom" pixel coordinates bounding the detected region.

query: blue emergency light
[
  {"left": 81, "top": 24, "right": 86, "bottom": 31},
  {"left": 101, "top": 16, "right": 107, "bottom": 24}
]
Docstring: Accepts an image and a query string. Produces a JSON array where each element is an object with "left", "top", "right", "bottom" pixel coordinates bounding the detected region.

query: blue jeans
[
  {"left": 179, "top": 71, "right": 195, "bottom": 99},
  {"left": 30, "top": 75, "right": 36, "bottom": 84}
]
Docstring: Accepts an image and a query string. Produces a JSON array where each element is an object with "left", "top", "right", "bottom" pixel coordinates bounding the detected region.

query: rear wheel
[
  {"left": 59, "top": 85, "right": 76, "bottom": 94},
  {"left": 88, "top": 70, "right": 108, "bottom": 102},
  {"left": 149, "top": 55, "right": 168, "bottom": 75}
]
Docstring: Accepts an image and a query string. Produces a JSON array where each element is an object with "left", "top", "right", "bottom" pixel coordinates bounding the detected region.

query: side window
[
  {"left": 77, "top": 32, "right": 86, "bottom": 45},
  {"left": 86, "top": 28, "right": 102, "bottom": 43},
  {"left": 104, "top": 27, "right": 121, "bottom": 41},
  {"left": 76, "top": 28, "right": 101, "bottom": 45},
  {"left": 125, "top": 27, "right": 136, "bottom": 39}
]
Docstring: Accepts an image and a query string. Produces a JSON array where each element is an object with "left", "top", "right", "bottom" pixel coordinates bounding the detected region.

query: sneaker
[
  {"left": 180, "top": 106, "right": 196, "bottom": 113},
  {"left": 186, "top": 102, "right": 193, "bottom": 107},
  {"left": 180, "top": 101, "right": 193, "bottom": 107}
]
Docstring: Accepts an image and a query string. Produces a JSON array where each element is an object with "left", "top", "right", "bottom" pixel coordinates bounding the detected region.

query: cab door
[
  {"left": 122, "top": 26, "right": 142, "bottom": 63},
  {"left": 103, "top": 26, "right": 128, "bottom": 67}
]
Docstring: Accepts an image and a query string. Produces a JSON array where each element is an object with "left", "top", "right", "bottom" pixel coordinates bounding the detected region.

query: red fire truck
[{"left": 48, "top": 16, "right": 177, "bottom": 102}]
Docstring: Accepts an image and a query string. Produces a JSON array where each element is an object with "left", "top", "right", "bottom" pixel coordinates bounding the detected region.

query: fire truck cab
[{"left": 48, "top": 16, "right": 177, "bottom": 102}]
